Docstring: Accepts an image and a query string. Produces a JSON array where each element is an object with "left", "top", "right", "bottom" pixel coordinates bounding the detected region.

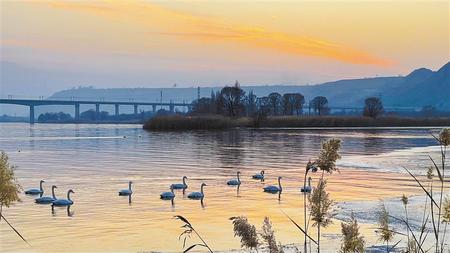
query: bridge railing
[{"left": 0, "top": 95, "right": 192, "bottom": 104}]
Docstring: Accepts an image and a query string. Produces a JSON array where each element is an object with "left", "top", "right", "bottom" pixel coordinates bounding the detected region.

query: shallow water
[{"left": 0, "top": 123, "right": 448, "bottom": 252}]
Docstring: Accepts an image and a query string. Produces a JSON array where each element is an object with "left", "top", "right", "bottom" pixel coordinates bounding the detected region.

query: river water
[{"left": 0, "top": 123, "right": 448, "bottom": 252}]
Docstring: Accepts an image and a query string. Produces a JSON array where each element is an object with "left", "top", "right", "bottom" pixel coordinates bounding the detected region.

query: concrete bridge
[{"left": 0, "top": 98, "right": 192, "bottom": 124}]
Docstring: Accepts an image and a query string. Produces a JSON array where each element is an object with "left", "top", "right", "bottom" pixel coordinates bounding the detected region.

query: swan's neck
[
  {"left": 39, "top": 181, "right": 43, "bottom": 191},
  {"left": 278, "top": 178, "right": 282, "bottom": 191},
  {"left": 237, "top": 173, "right": 240, "bottom": 182},
  {"left": 67, "top": 191, "right": 72, "bottom": 201},
  {"left": 129, "top": 183, "right": 132, "bottom": 191},
  {"left": 183, "top": 177, "right": 187, "bottom": 186},
  {"left": 308, "top": 178, "right": 311, "bottom": 187},
  {"left": 52, "top": 187, "right": 56, "bottom": 199},
  {"left": 200, "top": 185, "right": 204, "bottom": 194}
]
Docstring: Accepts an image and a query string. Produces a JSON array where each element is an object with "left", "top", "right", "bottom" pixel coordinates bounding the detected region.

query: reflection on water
[
  {"left": 51, "top": 205, "right": 74, "bottom": 217},
  {"left": 0, "top": 123, "right": 447, "bottom": 252}
]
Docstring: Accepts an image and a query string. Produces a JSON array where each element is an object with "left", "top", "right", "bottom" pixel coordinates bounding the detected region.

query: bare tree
[
  {"left": 310, "top": 96, "right": 329, "bottom": 116},
  {"left": 282, "top": 93, "right": 304, "bottom": 115},
  {"left": 246, "top": 90, "right": 257, "bottom": 117},
  {"left": 268, "top": 92, "right": 282, "bottom": 116},
  {"left": 293, "top": 93, "right": 305, "bottom": 115},
  {"left": 282, "top": 93, "right": 296, "bottom": 115},
  {"left": 363, "top": 97, "right": 384, "bottom": 118},
  {"left": 221, "top": 81, "right": 246, "bottom": 117}
]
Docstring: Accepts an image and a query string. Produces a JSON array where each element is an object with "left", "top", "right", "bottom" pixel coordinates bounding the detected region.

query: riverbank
[
  {"left": 143, "top": 115, "right": 242, "bottom": 130},
  {"left": 143, "top": 115, "right": 450, "bottom": 130}
]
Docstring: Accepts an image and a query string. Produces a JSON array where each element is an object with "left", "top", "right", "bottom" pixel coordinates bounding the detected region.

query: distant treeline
[
  {"left": 0, "top": 114, "right": 28, "bottom": 123},
  {"left": 37, "top": 109, "right": 159, "bottom": 123},
  {"left": 191, "top": 81, "right": 322, "bottom": 117},
  {"left": 190, "top": 82, "right": 450, "bottom": 119}
]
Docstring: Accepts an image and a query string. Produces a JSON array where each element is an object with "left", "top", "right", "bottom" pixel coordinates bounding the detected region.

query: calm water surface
[{"left": 0, "top": 123, "right": 448, "bottom": 252}]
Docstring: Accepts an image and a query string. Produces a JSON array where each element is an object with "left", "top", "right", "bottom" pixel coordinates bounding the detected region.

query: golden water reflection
[{"left": 0, "top": 124, "right": 446, "bottom": 252}]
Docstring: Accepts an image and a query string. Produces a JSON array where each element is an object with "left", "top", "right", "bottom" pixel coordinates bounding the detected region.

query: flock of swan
[
  {"left": 25, "top": 170, "right": 313, "bottom": 206},
  {"left": 25, "top": 180, "right": 74, "bottom": 206}
]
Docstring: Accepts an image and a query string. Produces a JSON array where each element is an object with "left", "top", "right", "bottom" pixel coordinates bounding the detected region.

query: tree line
[
  {"left": 37, "top": 110, "right": 153, "bottom": 122},
  {"left": 192, "top": 81, "right": 385, "bottom": 118}
]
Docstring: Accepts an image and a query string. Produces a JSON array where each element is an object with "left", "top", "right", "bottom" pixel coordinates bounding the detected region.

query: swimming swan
[
  {"left": 252, "top": 170, "right": 265, "bottom": 181},
  {"left": 52, "top": 189, "right": 74, "bottom": 206},
  {"left": 35, "top": 185, "right": 57, "bottom": 204},
  {"left": 263, "top": 177, "right": 282, "bottom": 193},
  {"left": 171, "top": 176, "right": 188, "bottom": 190},
  {"left": 301, "top": 177, "right": 312, "bottom": 193},
  {"left": 119, "top": 181, "right": 133, "bottom": 196},
  {"left": 25, "top": 180, "right": 45, "bottom": 195},
  {"left": 227, "top": 171, "right": 241, "bottom": 186},
  {"left": 160, "top": 186, "right": 175, "bottom": 200},
  {"left": 188, "top": 183, "right": 207, "bottom": 199}
]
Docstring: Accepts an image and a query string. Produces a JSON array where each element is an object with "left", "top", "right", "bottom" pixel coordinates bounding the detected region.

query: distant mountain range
[{"left": 50, "top": 62, "right": 450, "bottom": 110}]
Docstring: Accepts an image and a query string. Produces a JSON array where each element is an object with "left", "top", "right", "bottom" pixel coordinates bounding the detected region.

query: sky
[{"left": 1, "top": 0, "right": 449, "bottom": 97}]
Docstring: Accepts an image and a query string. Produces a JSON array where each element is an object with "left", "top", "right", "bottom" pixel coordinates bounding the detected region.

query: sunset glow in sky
[{"left": 1, "top": 0, "right": 449, "bottom": 91}]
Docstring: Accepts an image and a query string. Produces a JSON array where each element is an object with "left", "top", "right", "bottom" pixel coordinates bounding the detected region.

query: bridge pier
[
  {"left": 95, "top": 104, "right": 100, "bottom": 120},
  {"left": 29, "top": 105, "right": 35, "bottom": 124},
  {"left": 134, "top": 105, "right": 138, "bottom": 115},
  {"left": 115, "top": 104, "right": 119, "bottom": 117},
  {"left": 152, "top": 105, "right": 156, "bottom": 112},
  {"left": 75, "top": 103, "right": 80, "bottom": 121},
  {"left": 169, "top": 102, "right": 174, "bottom": 113}
]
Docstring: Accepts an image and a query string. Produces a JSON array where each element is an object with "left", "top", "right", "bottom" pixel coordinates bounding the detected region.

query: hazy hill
[
  {"left": 383, "top": 62, "right": 450, "bottom": 109},
  {"left": 49, "top": 62, "right": 450, "bottom": 111}
]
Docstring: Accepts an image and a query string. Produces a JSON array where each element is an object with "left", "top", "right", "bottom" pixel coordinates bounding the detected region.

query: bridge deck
[{"left": 0, "top": 99, "right": 191, "bottom": 106}]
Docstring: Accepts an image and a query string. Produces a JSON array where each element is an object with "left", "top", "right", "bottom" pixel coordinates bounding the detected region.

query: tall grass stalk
[
  {"left": 174, "top": 215, "right": 213, "bottom": 253},
  {"left": 339, "top": 212, "right": 365, "bottom": 253},
  {"left": 309, "top": 179, "right": 334, "bottom": 253},
  {"left": 230, "top": 216, "right": 259, "bottom": 251},
  {"left": 377, "top": 203, "right": 394, "bottom": 252},
  {"left": 394, "top": 129, "right": 450, "bottom": 253},
  {"left": 401, "top": 194, "right": 410, "bottom": 250},
  {"left": 301, "top": 139, "right": 341, "bottom": 253}
]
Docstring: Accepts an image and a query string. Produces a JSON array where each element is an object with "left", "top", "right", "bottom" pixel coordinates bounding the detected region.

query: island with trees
[{"left": 143, "top": 82, "right": 450, "bottom": 130}]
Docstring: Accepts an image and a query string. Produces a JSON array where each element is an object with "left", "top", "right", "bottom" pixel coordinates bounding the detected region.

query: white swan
[
  {"left": 227, "top": 171, "right": 241, "bottom": 186},
  {"left": 188, "top": 183, "right": 207, "bottom": 199},
  {"left": 52, "top": 189, "right": 74, "bottom": 206},
  {"left": 252, "top": 170, "right": 265, "bottom": 181},
  {"left": 263, "top": 177, "right": 282, "bottom": 193},
  {"left": 160, "top": 186, "right": 175, "bottom": 200},
  {"left": 119, "top": 181, "right": 133, "bottom": 196},
  {"left": 25, "top": 180, "right": 45, "bottom": 195},
  {"left": 171, "top": 176, "right": 188, "bottom": 190},
  {"left": 301, "top": 177, "right": 312, "bottom": 193},
  {"left": 35, "top": 185, "right": 57, "bottom": 204}
]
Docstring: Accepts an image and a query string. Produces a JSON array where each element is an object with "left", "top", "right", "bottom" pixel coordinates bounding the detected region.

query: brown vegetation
[
  {"left": 144, "top": 115, "right": 450, "bottom": 131},
  {"left": 259, "top": 116, "right": 450, "bottom": 128},
  {"left": 143, "top": 115, "right": 241, "bottom": 130}
]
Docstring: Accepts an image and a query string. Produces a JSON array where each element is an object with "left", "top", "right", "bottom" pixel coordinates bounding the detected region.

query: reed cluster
[
  {"left": 144, "top": 115, "right": 450, "bottom": 130},
  {"left": 259, "top": 116, "right": 450, "bottom": 128},
  {"left": 174, "top": 128, "right": 450, "bottom": 253},
  {"left": 143, "top": 115, "right": 240, "bottom": 130}
]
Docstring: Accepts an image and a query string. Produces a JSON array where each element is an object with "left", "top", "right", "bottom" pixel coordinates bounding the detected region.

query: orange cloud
[{"left": 44, "top": 0, "right": 392, "bottom": 66}]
